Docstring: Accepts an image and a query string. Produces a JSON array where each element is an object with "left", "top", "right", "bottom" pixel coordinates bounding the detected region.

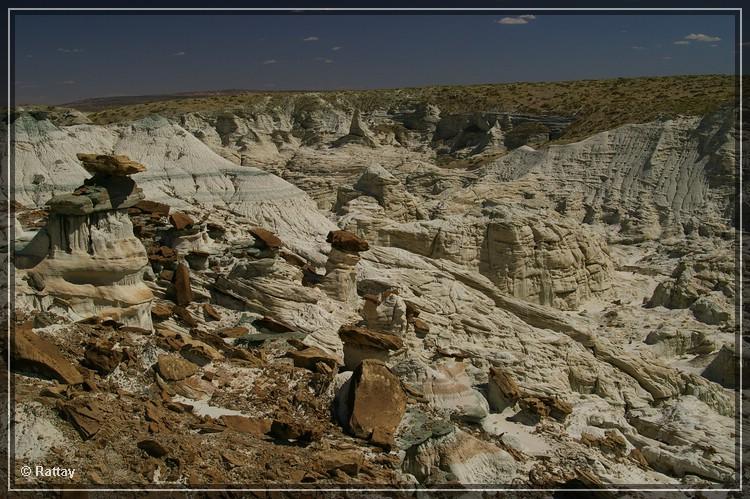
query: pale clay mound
[{"left": 9, "top": 100, "right": 741, "bottom": 489}]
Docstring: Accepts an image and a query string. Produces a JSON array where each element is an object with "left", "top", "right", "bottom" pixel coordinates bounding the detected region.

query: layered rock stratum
[{"left": 7, "top": 79, "right": 743, "bottom": 490}]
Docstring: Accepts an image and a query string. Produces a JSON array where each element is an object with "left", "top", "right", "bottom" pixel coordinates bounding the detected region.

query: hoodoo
[{"left": 17, "top": 154, "right": 154, "bottom": 329}]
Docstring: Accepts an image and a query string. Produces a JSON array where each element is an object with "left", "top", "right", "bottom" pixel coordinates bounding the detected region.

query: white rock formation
[
  {"left": 13, "top": 114, "right": 336, "bottom": 259},
  {"left": 16, "top": 155, "right": 154, "bottom": 328}
]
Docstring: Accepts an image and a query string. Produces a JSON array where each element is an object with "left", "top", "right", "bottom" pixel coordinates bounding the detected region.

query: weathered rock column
[
  {"left": 319, "top": 230, "right": 369, "bottom": 305},
  {"left": 23, "top": 154, "right": 154, "bottom": 329}
]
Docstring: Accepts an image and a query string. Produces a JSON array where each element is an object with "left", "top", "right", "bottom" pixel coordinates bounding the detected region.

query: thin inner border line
[{"left": 4, "top": 5, "right": 744, "bottom": 493}]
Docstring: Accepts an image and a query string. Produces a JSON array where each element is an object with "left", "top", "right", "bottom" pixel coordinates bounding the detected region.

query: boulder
[
  {"left": 337, "top": 359, "right": 406, "bottom": 448},
  {"left": 403, "top": 427, "right": 516, "bottom": 484},
  {"left": 156, "top": 354, "right": 199, "bottom": 381}
]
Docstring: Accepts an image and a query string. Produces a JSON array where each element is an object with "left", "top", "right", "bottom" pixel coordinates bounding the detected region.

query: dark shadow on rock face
[{"left": 81, "top": 174, "right": 139, "bottom": 211}]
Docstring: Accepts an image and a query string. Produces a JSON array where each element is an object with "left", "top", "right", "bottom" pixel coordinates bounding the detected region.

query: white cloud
[
  {"left": 314, "top": 57, "right": 333, "bottom": 64},
  {"left": 57, "top": 48, "right": 83, "bottom": 53},
  {"left": 331, "top": 46, "right": 342, "bottom": 51},
  {"left": 711, "top": 44, "right": 719, "bottom": 48},
  {"left": 60, "top": 80, "right": 76, "bottom": 85},
  {"left": 674, "top": 41, "right": 690, "bottom": 45},
  {"left": 496, "top": 15, "right": 536, "bottom": 25},
  {"left": 173, "top": 51, "right": 186, "bottom": 56},
  {"left": 303, "top": 36, "right": 319, "bottom": 42},
  {"left": 631, "top": 46, "right": 646, "bottom": 50},
  {"left": 262, "top": 59, "right": 277, "bottom": 64},
  {"left": 685, "top": 33, "right": 721, "bottom": 42}
]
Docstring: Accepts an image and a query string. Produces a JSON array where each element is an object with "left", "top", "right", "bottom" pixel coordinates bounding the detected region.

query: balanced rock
[
  {"left": 17, "top": 153, "right": 154, "bottom": 328},
  {"left": 327, "top": 230, "right": 369, "bottom": 252},
  {"left": 339, "top": 324, "right": 403, "bottom": 370},
  {"left": 76, "top": 153, "right": 146, "bottom": 176},
  {"left": 320, "top": 244, "right": 362, "bottom": 304},
  {"left": 249, "top": 227, "right": 282, "bottom": 251}
]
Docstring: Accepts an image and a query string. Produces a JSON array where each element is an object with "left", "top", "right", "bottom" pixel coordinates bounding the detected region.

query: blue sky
[{"left": 13, "top": 13, "right": 738, "bottom": 104}]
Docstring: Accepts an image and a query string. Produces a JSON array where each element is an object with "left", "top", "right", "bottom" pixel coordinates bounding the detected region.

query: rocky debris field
[{"left": 6, "top": 89, "right": 744, "bottom": 491}]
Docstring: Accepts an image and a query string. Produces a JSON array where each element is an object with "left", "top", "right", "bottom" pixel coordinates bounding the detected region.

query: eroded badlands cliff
[{"left": 7, "top": 87, "right": 742, "bottom": 489}]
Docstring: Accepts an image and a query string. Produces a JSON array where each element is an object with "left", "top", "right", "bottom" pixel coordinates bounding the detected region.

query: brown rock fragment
[
  {"left": 253, "top": 316, "right": 296, "bottom": 333},
  {"left": 84, "top": 340, "right": 124, "bottom": 375},
  {"left": 173, "top": 263, "right": 193, "bottom": 306},
  {"left": 57, "top": 399, "right": 103, "bottom": 440},
  {"left": 180, "top": 340, "right": 221, "bottom": 367},
  {"left": 134, "top": 200, "right": 170, "bottom": 216},
  {"left": 217, "top": 326, "right": 249, "bottom": 338},
  {"left": 343, "top": 359, "right": 406, "bottom": 449},
  {"left": 156, "top": 354, "right": 198, "bottom": 381},
  {"left": 203, "top": 303, "right": 222, "bottom": 321},
  {"left": 339, "top": 324, "right": 403, "bottom": 351},
  {"left": 413, "top": 318, "right": 430, "bottom": 335},
  {"left": 489, "top": 366, "right": 522, "bottom": 400},
  {"left": 172, "top": 305, "right": 197, "bottom": 328},
  {"left": 151, "top": 303, "right": 173, "bottom": 321},
  {"left": 12, "top": 321, "right": 83, "bottom": 385},
  {"left": 326, "top": 230, "right": 369, "bottom": 252},
  {"left": 137, "top": 439, "right": 168, "bottom": 458},
  {"left": 249, "top": 227, "right": 283, "bottom": 250},
  {"left": 221, "top": 415, "right": 272, "bottom": 436},
  {"left": 285, "top": 347, "right": 340, "bottom": 372},
  {"left": 169, "top": 212, "right": 194, "bottom": 230},
  {"left": 269, "top": 419, "right": 321, "bottom": 443},
  {"left": 316, "top": 449, "right": 363, "bottom": 476},
  {"left": 76, "top": 153, "right": 146, "bottom": 176}
]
